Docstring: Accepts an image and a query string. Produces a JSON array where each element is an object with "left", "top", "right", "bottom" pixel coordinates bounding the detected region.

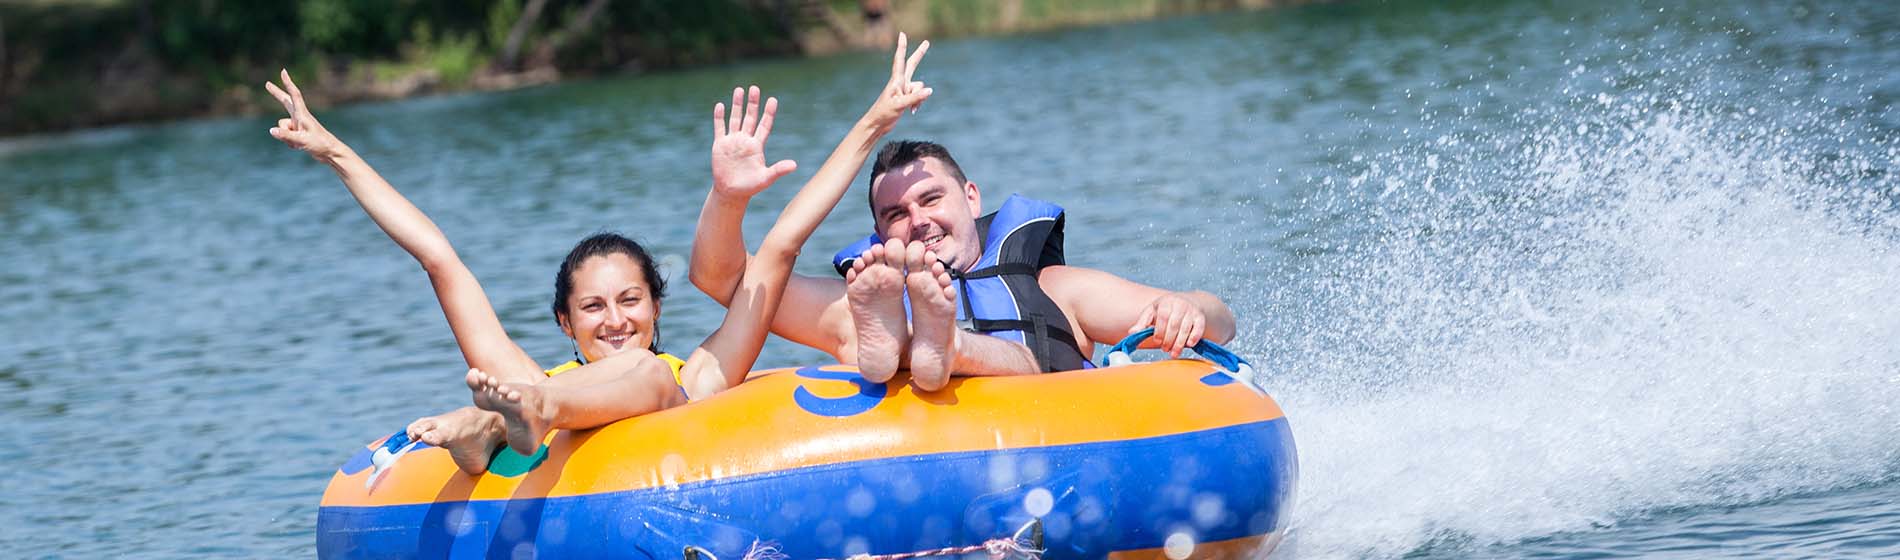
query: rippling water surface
[{"left": 3, "top": 0, "right": 1897, "bottom": 557}]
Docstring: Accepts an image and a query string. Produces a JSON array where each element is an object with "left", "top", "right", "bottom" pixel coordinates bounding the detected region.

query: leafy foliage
[{"left": 0, "top": 0, "right": 796, "bottom": 133}]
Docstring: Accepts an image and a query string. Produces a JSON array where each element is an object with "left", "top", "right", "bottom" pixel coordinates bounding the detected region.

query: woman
[{"left": 266, "top": 35, "right": 932, "bottom": 472}]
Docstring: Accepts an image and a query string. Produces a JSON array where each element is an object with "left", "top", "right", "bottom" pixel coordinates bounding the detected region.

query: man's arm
[
  {"left": 945, "top": 331, "right": 1042, "bottom": 378},
  {"left": 686, "top": 87, "right": 857, "bottom": 361},
  {"left": 688, "top": 188, "right": 754, "bottom": 307},
  {"left": 682, "top": 38, "right": 935, "bottom": 397},
  {"left": 1040, "top": 265, "right": 1236, "bottom": 358},
  {"left": 687, "top": 34, "right": 933, "bottom": 364}
]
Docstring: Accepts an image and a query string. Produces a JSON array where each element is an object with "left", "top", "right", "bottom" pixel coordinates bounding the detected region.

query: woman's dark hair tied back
[{"left": 552, "top": 232, "right": 667, "bottom": 354}]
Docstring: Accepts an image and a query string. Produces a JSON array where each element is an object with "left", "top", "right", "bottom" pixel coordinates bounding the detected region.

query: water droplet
[
  {"left": 846, "top": 486, "right": 877, "bottom": 517},
  {"left": 1023, "top": 487, "right": 1054, "bottom": 517},
  {"left": 1192, "top": 493, "right": 1227, "bottom": 527},
  {"left": 660, "top": 453, "right": 687, "bottom": 488},
  {"left": 1164, "top": 531, "right": 1197, "bottom": 560}
]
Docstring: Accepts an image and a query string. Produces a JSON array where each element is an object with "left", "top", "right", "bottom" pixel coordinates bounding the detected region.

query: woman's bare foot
[
  {"left": 464, "top": 368, "right": 503, "bottom": 411},
  {"left": 406, "top": 406, "right": 503, "bottom": 475},
  {"left": 847, "top": 240, "right": 911, "bottom": 383},
  {"left": 904, "top": 243, "right": 958, "bottom": 391},
  {"left": 470, "top": 368, "right": 556, "bottom": 456}
]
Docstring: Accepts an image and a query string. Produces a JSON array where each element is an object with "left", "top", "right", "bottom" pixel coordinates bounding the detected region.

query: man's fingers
[
  {"left": 712, "top": 102, "right": 727, "bottom": 139},
  {"left": 1153, "top": 305, "right": 1175, "bottom": 349},
  {"left": 1131, "top": 305, "right": 1155, "bottom": 333},
  {"left": 1169, "top": 305, "right": 1193, "bottom": 354},
  {"left": 1171, "top": 312, "right": 1194, "bottom": 357},
  {"left": 756, "top": 97, "right": 779, "bottom": 140},
  {"left": 904, "top": 39, "right": 930, "bottom": 82},
  {"left": 728, "top": 87, "right": 744, "bottom": 134},
  {"left": 768, "top": 159, "right": 797, "bottom": 180},
  {"left": 741, "top": 86, "right": 761, "bottom": 135},
  {"left": 1186, "top": 316, "right": 1206, "bottom": 350}
]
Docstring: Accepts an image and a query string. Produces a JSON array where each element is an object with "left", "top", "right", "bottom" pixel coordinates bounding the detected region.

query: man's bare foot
[
  {"left": 406, "top": 406, "right": 503, "bottom": 475},
  {"left": 904, "top": 242, "right": 958, "bottom": 391},
  {"left": 847, "top": 239, "right": 911, "bottom": 383}
]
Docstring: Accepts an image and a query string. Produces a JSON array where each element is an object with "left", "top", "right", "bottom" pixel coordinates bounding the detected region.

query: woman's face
[{"left": 558, "top": 253, "right": 659, "bottom": 363}]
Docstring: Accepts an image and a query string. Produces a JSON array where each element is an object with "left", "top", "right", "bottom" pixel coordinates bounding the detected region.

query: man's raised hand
[{"left": 711, "top": 85, "right": 798, "bottom": 199}]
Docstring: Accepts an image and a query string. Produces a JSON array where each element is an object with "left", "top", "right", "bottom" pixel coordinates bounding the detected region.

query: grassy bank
[
  {"left": 0, "top": 0, "right": 796, "bottom": 136},
  {"left": 803, "top": 0, "right": 1297, "bottom": 52},
  {"left": 0, "top": 0, "right": 1304, "bottom": 137}
]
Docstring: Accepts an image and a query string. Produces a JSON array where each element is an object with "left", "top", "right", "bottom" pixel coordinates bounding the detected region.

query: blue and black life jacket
[{"left": 832, "top": 194, "right": 1093, "bottom": 372}]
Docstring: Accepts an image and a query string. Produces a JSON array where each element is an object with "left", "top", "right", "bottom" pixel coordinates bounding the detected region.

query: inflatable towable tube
[{"left": 317, "top": 334, "right": 1297, "bottom": 559}]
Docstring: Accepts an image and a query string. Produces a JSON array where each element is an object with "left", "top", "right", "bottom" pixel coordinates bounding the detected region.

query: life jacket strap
[
  {"left": 949, "top": 262, "right": 1085, "bottom": 373},
  {"left": 956, "top": 263, "right": 1038, "bottom": 279},
  {"left": 964, "top": 315, "right": 1083, "bottom": 373}
]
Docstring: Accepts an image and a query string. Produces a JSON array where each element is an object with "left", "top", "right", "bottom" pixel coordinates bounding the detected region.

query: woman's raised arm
[{"left": 265, "top": 71, "right": 541, "bottom": 383}]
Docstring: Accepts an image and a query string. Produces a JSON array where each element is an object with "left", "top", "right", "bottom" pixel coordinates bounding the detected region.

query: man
[{"left": 692, "top": 91, "right": 1232, "bottom": 393}]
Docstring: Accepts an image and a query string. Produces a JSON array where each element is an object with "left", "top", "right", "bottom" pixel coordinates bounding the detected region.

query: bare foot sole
[
  {"left": 478, "top": 380, "right": 554, "bottom": 456},
  {"left": 465, "top": 368, "right": 503, "bottom": 411},
  {"left": 408, "top": 406, "right": 504, "bottom": 475},
  {"left": 905, "top": 245, "right": 958, "bottom": 391},
  {"left": 847, "top": 242, "right": 910, "bottom": 383}
]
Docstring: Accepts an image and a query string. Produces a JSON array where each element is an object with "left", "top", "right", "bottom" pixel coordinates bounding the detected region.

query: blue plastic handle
[
  {"left": 380, "top": 431, "right": 413, "bottom": 453},
  {"left": 1106, "top": 327, "right": 1250, "bottom": 372}
]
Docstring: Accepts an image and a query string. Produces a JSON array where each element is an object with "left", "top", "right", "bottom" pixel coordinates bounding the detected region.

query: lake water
[{"left": 2, "top": 0, "right": 1897, "bottom": 557}]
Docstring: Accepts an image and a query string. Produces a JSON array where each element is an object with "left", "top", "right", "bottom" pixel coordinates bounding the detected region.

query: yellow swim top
[{"left": 543, "top": 352, "right": 686, "bottom": 386}]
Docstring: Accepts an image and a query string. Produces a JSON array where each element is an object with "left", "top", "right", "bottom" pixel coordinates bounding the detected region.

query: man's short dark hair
[{"left": 868, "top": 140, "right": 969, "bottom": 212}]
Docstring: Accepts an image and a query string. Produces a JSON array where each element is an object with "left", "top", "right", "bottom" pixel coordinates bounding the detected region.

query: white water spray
[{"left": 1254, "top": 92, "right": 1900, "bottom": 557}]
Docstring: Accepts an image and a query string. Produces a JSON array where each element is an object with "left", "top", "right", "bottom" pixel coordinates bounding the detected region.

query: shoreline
[{"left": 0, "top": 0, "right": 1307, "bottom": 139}]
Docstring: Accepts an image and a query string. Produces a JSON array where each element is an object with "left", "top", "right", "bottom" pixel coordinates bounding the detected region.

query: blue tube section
[{"left": 318, "top": 418, "right": 1296, "bottom": 559}]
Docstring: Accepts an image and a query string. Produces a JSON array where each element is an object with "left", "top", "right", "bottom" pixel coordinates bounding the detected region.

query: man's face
[{"left": 869, "top": 156, "right": 983, "bottom": 271}]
